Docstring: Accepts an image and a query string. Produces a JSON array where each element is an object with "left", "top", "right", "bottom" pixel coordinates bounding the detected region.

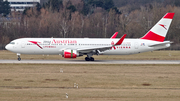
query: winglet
[
  {"left": 110, "top": 32, "right": 118, "bottom": 39},
  {"left": 115, "top": 34, "right": 127, "bottom": 45}
]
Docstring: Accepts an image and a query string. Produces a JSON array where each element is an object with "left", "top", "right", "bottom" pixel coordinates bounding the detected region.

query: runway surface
[{"left": 0, "top": 60, "right": 180, "bottom": 64}]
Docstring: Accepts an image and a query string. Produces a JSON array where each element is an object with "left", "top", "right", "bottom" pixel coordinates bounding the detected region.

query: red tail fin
[{"left": 141, "top": 13, "right": 175, "bottom": 42}]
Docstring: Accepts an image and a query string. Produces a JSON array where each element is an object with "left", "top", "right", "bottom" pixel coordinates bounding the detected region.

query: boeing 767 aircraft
[{"left": 5, "top": 13, "right": 174, "bottom": 61}]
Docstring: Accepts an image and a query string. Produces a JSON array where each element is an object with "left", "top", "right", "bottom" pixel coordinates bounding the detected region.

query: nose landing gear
[{"left": 17, "top": 53, "right": 21, "bottom": 61}]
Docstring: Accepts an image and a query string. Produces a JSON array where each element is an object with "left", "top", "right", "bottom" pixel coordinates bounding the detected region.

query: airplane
[{"left": 5, "top": 13, "right": 174, "bottom": 61}]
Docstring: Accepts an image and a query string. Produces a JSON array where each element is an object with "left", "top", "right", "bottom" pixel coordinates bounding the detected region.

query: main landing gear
[
  {"left": 17, "top": 53, "right": 21, "bottom": 61},
  {"left": 85, "top": 57, "right": 94, "bottom": 61},
  {"left": 85, "top": 53, "right": 94, "bottom": 61}
]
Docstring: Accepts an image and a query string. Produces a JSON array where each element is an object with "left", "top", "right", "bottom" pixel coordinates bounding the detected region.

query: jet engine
[{"left": 63, "top": 50, "right": 80, "bottom": 58}]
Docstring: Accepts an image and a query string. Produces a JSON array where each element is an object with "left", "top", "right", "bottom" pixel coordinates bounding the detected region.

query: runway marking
[{"left": 0, "top": 60, "right": 180, "bottom": 64}]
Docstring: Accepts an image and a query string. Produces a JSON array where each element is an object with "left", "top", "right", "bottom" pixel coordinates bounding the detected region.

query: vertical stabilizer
[{"left": 141, "top": 13, "right": 175, "bottom": 42}]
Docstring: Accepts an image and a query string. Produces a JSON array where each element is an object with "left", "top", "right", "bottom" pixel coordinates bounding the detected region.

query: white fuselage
[{"left": 5, "top": 38, "right": 170, "bottom": 56}]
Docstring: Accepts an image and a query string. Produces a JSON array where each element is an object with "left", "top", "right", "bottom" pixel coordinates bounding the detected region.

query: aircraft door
[
  {"left": 134, "top": 42, "right": 139, "bottom": 49},
  {"left": 21, "top": 42, "right": 25, "bottom": 48}
]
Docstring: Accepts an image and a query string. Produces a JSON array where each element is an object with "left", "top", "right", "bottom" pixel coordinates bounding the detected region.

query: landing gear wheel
[
  {"left": 90, "top": 57, "right": 94, "bottom": 61},
  {"left": 18, "top": 57, "right": 21, "bottom": 61},
  {"left": 85, "top": 57, "right": 94, "bottom": 61},
  {"left": 85, "top": 57, "right": 90, "bottom": 61}
]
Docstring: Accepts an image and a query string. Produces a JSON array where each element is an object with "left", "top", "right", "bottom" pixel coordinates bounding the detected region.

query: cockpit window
[{"left": 9, "top": 42, "right": 15, "bottom": 45}]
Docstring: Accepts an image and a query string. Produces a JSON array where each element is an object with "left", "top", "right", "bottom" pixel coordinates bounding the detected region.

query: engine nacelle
[{"left": 63, "top": 50, "right": 78, "bottom": 58}]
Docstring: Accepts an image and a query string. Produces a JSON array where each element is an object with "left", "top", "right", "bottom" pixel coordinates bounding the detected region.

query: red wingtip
[
  {"left": 111, "top": 32, "right": 118, "bottom": 39},
  {"left": 163, "top": 13, "right": 175, "bottom": 19},
  {"left": 115, "top": 34, "right": 127, "bottom": 45}
]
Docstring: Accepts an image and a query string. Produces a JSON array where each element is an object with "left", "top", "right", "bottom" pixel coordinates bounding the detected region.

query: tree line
[
  {"left": 0, "top": 0, "right": 180, "bottom": 50},
  {"left": 0, "top": 0, "right": 10, "bottom": 17}
]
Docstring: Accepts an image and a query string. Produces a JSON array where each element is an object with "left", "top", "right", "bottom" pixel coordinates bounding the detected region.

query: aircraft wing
[
  {"left": 77, "top": 46, "right": 112, "bottom": 53},
  {"left": 148, "top": 41, "right": 173, "bottom": 47},
  {"left": 77, "top": 34, "right": 127, "bottom": 53}
]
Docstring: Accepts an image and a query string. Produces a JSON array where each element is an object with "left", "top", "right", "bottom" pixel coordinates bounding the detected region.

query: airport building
[{"left": 3, "top": 0, "right": 40, "bottom": 12}]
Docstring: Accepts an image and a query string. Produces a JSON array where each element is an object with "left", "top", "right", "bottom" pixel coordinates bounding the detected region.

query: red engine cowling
[{"left": 63, "top": 50, "right": 77, "bottom": 58}]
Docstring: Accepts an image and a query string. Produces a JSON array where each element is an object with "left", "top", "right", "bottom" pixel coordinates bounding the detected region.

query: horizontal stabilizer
[{"left": 148, "top": 41, "right": 173, "bottom": 47}]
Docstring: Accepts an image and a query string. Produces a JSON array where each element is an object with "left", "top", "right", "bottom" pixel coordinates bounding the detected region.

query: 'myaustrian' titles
[{"left": 52, "top": 39, "right": 77, "bottom": 44}]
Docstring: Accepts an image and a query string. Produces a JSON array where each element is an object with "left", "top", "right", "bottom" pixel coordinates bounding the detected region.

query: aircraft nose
[{"left": 5, "top": 44, "right": 10, "bottom": 50}]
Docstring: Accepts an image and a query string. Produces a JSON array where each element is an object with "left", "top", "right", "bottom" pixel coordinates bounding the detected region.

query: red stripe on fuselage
[
  {"left": 29, "top": 41, "right": 38, "bottom": 44},
  {"left": 141, "top": 31, "right": 165, "bottom": 42},
  {"left": 163, "top": 13, "right": 175, "bottom": 19},
  {"left": 36, "top": 44, "right": 43, "bottom": 49},
  {"left": 29, "top": 41, "right": 43, "bottom": 49}
]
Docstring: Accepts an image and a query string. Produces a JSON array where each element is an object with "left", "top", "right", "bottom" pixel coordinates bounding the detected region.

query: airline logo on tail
[
  {"left": 141, "top": 13, "right": 175, "bottom": 42},
  {"left": 159, "top": 24, "right": 167, "bottom": 30}
]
